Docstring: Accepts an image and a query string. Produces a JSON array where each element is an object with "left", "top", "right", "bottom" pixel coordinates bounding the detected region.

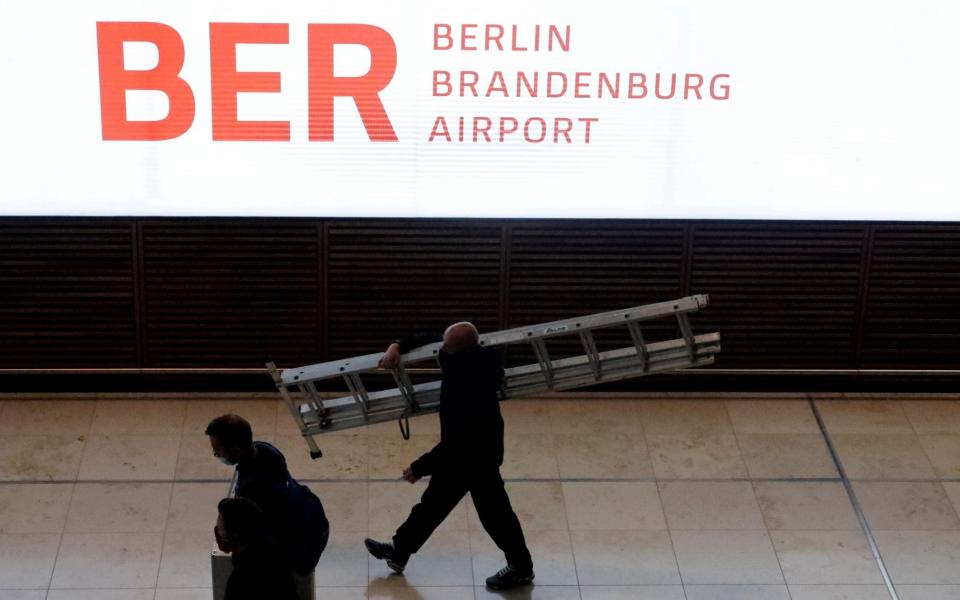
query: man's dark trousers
[{"left": 393, "top": 467, "right": 533, "bottom": 570}]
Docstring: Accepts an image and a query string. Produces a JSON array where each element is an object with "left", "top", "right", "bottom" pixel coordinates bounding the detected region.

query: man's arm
[
  {"left": 406, "top": 442, "right": 444, "bottom": 481},
  {"left": 378, "top": 333, "right": 443, "bottom": 369}
]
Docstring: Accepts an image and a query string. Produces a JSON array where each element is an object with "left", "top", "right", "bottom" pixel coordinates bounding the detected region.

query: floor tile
[
  {"left": 549, "top": 399, "right": 644, "bottom": 437},
  {"left": 639, "top": 400, "right": 734, "bottom": 436},
  {"left": 554, "top": 433, "right": 654, "bottom": 478},
  {"left": 157, "top": 530, "right": 214, "bottom": 588},
  {"left": 563, "top": 481, "right": 666, "bottom": 530},
  {"left": 0, "top": 592, "right": 47, "bottom": 600},
  {"left": 501, "top": 432, "right": 560, "bottom": 479},
  {"left": 897, "top": 584, "right": 960, "bottom": 600},
  {"left": 0, "top": 435, "right": 85, "bottom": 481},
  {"left": 276, "top": 433, "right": 368, "bottom": 480},
  {"left": 46, "top": 591, "right": 154, "bottom": 600},
  {"left": 77, "top": 434, "right": 180, "bottom": 481},
  {"left": 0, "top": 533, "right": 61, "bottom": 589},
  {"left": 900, "top": 400, "right": 960, "bottom": 434},
  {"left": 737, "top": 434, "right": 837, "bottom": 478},
  {"left": 0, "top": 400, "right": 93, "bottom": 436},
  {"left": 647, "top": 434, "right": 748, "bottom": 479},
  {"left": 51, "top": 532, "right": 163, "bottom": 589},
  {"left": 830, "top": 434, "right": 935, "bottom": 479},
  {"left": 853, "top": 481, "right": 960, "bottom": 530},
  {"left": 753, "top": 482, "right": 859, "bottom": 531},
  {"left": 65, "top": 483, "right": 171, "bottom": 533},
  {"left": 0, "top": 483, "right": 73, "bottom": 533},
  {"left": 816, "top": 401, "right": 913, "bottom": 435},
  {"left": 787, "top": 585, "right": 891, "bottom": 600},
  {"left": 309, "top": 481, "right": 369, "bottom": 531},
  {"left": 90, "top": 400, "right": 186, "bottom": 435},
  {"left": 368, "top": 434, "right": 439, "bottom": 480},
  {"left": 579, "top": 586, "right": 685, "bottom": 600},
  {"left": 500, "top": 400, "right": 554, "bottom": 433},
  {"left": 771, "top": 530, "right": 881, "bottom": 585},
  {"left": 725, "top": 400, "right": 820, "bottom": 434},
  {"left": 917, "top": 435, "right": 960, "bottom": 478},
  {"left": 166, "top": 482, "right": 229, "bottom": 533},
  {"left": 659, "top": 481, "right": 765, "bottom": 530},
  {"left": 313, "top": 529, "right": 369, "bottom": 587},
  {"left": 571, "top": 530, "right": 680, "bottom": 585},
  {"left": 874, "top": 530, "right": 960, "bottom": 584},
  {"left": 475, "top": 586, "right": 580, "bottom": 599},
  {"left": 683, "top": 585, "right": 791, "bottom": 600},
  {"left": 671, "top": 530, "right": 784, "bottom": 585},
  {"left": 153, "top": 591, "right": 212, "bottom": 600}
]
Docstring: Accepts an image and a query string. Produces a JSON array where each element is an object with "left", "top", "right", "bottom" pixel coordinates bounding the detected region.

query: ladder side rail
[{"left": 478, "top": 294, "right": 708, "bottom": 347}]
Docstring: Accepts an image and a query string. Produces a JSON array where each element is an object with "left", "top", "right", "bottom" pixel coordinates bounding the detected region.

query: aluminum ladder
[{"left": 268, "top": 294, "right": 720, "bottom": 458}]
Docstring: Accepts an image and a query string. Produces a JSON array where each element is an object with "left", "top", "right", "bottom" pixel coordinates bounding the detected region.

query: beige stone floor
[{"left": 1, "top": 392, "right": 960, "bottom": 599}]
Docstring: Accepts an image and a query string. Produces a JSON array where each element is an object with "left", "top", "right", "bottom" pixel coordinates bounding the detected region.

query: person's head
[
  {"left": 442, "top": 321, "right": 480, "bottom": 354},
  {"left": 205, "top": 414, "right": 254, "bottom": 466},
  {"left": 215, "top": 496, "right": 265, "bottom": 554}
]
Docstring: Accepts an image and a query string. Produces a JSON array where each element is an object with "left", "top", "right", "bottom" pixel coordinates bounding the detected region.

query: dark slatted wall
[
  {"left": 507, "top": 223, "right": 685, "bottom": 364},
  {"left": 326, "top": 222, "right": 502, "bottom": 359},
  {"left": 688, "top": 224, "right": 865, "bottom": 368},
  {"left": 0, "top": 222, "right": 137, "bottom": 368},
  {"left": 860, "top": 224, "right": 960, "bottom": 369},
  {"left": 1, "top": 218, "right": 958, "bottom": 379},
  {"left": 140, "top": 222, "right": 319, "bottom": 367}
]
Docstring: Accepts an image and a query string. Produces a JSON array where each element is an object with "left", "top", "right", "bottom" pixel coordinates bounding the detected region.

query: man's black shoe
[
  {"left": 485, "top": 564, "right": 535, "bottom": 589},
  {"left": 364, "top": 538, "right": 409, "bottom": 574}
]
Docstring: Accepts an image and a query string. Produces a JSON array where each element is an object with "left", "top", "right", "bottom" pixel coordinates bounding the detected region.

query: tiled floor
[{"left": 1, "top": 392, "right": 960, "bottom": 599}]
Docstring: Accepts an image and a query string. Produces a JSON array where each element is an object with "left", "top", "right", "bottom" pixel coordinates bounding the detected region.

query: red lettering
[
  {"left": 460, "top": 71, "right": 479, "bottom": 97},
  {"left": 209, "top": 23, "right": 289, "bottom": 141},
  {"left": 461, "top": 24, "right": 478, "bottom": 51},
  {"left": 628, "top": 73, "right": 647, "bottom": 99},
  {"left": 574, "top": 72, "right": 590, "bottom": 99},
  {"left": 486, "top": 71, "right": 508, "bottom": 97},
  {"left": 473, "top": 116, "right": 492, "bottom": 142},
  {"left": 434, "top": 24, "right": 453, "bottom": 50},
  {"left": 711, "top": 74, "right": 731, "bottom": 100},
  {"left": 499, "top": 117, "right": 518, "bottom": 141},
  {"left": 308, "top": 24, "right": 398, "bottom": 141},
  {"left": 684, "top": 73, "right": 703, "bottom": 100},
  {"left": 428, "top": 116, "right": 451, "bottom": 142},
  {"left": 433, "top": 71, "right": 452, "bottom": 97},
  {"left": 554, "top": 117, "right": 573, "bottom": 143},
  {"left": 96, "top": 21, "right": 195, "bottom": 140},
  {"left": 578, "top": 117, "right": 598, "bottom": 143},
  {"left": 485, "top": 25, "right": 504, "bottom": 51}
]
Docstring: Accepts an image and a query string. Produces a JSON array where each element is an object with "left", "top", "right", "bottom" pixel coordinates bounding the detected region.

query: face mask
[{"left": 217, "top": 456, "right": 237, "bottom": 466}]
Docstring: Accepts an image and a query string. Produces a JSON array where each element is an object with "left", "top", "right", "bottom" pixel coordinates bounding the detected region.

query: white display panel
[{"left": 0, "top": 0, "right": 958, "bottom": 219}]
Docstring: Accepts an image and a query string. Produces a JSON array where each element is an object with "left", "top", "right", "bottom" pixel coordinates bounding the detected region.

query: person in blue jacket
[
  {"left": 206, "top": 414, "right": 329, "bottom": 577},
  {"left": 364, "top": 321, "right": 534, "bottom": 590}
]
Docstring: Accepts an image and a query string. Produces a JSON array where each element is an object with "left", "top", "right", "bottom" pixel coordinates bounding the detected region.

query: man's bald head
[{"left": 442, "top": 321, "right": 480, "bottom": 354}]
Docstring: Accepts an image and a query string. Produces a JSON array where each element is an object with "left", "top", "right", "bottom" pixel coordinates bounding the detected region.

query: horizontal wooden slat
[
  {"left": 326, "top": 222, "right": 502, "bottom": 358},
  {"left": 0, "top": 223, "right": 137, "bottom": 368},
  {"left": 140, "top": 222, "right": 319, "bottom": 367}
]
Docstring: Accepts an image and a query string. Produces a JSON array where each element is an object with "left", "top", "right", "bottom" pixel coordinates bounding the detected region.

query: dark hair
[
  {"left": 217, "top": 497, "right": 265, "bottom": 544},
  {"left": 205, "top": 414, "right": 253, "bottom": 449}
]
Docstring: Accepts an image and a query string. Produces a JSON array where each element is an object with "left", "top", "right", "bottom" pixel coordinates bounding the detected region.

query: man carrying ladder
[{"left": 364, "top": 322, "right": 535, "bottom": 590}]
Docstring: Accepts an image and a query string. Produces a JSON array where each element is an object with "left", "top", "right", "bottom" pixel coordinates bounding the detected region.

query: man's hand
[
  {"left": 379, "top": 343, "right": 401, "bottom": 369},
  {"left": 402, "top": 465, "right": 420, "bottom": 484}
]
